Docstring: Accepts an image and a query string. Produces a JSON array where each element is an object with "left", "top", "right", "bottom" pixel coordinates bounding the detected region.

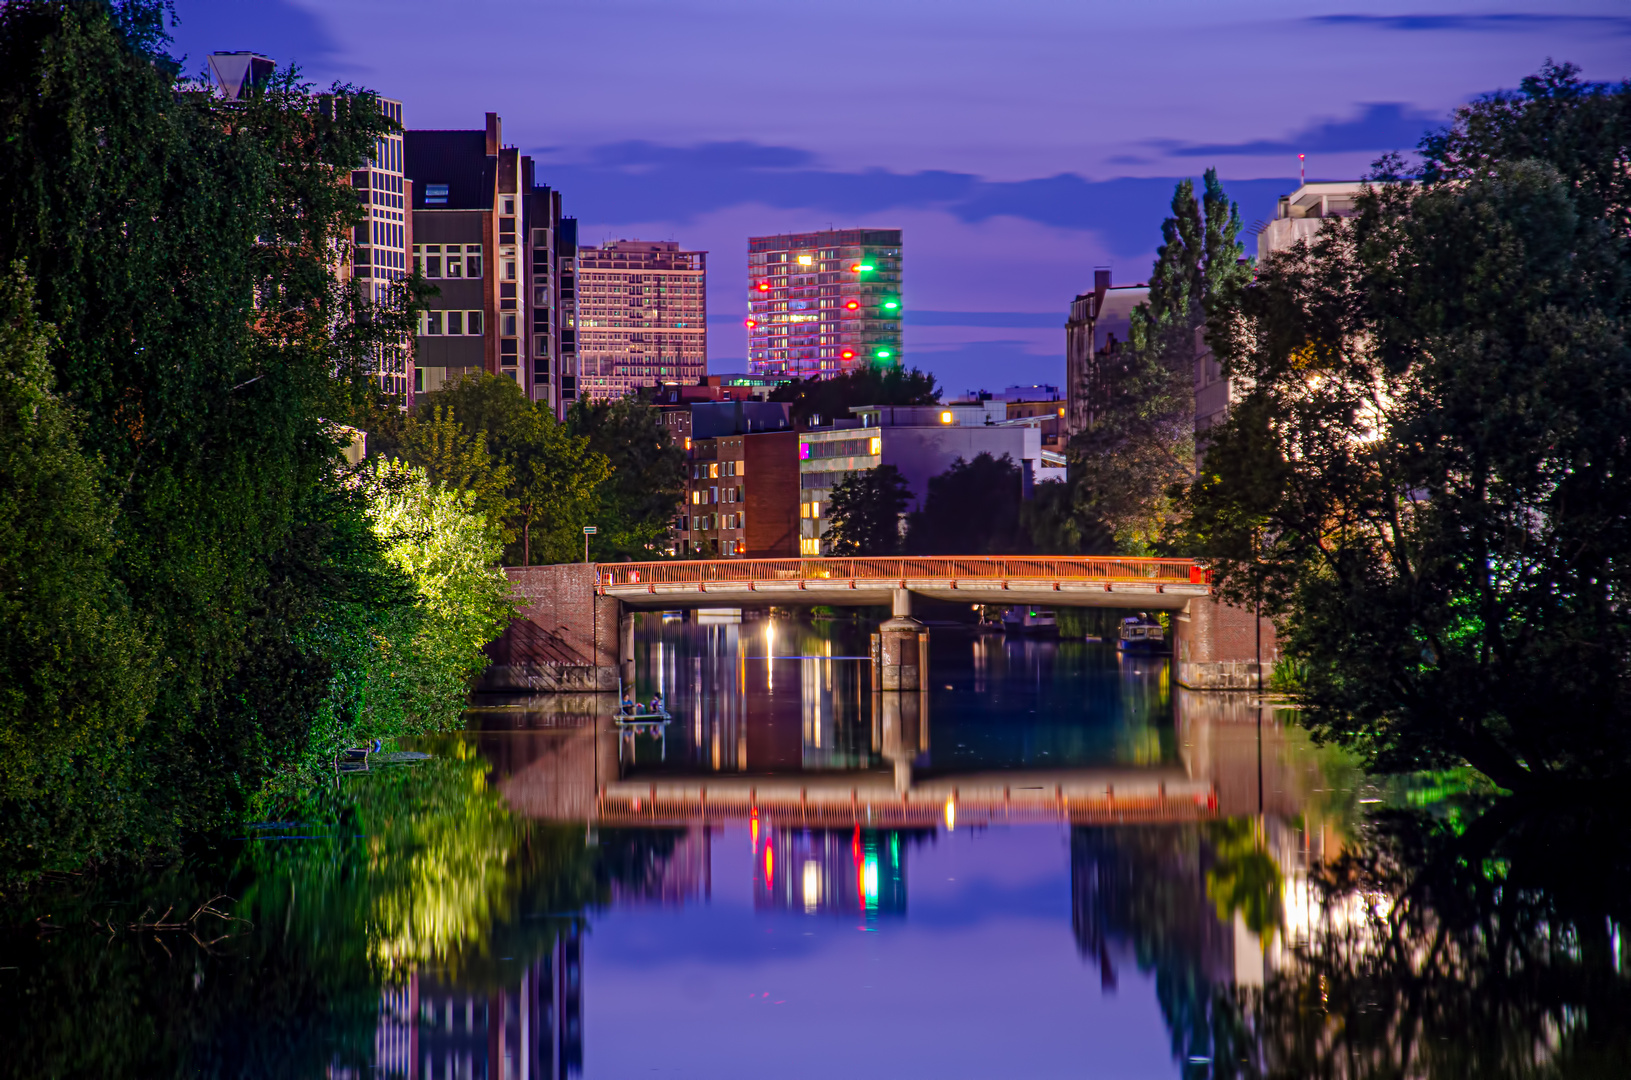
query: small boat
[
  {"left": 1117, "top": 614, "right": 1167, "bottom": 653},
  {"left": 1002, "top": 606, "right": 1058, "bottom": 636}
]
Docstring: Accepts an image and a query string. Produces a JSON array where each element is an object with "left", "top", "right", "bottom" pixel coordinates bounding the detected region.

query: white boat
[
  {"left": 1116, "top": 614, "right": 1166, "bottom": 653},
  {"left": 1001, "top": 606, "right": 1058, "bottom": 636}
]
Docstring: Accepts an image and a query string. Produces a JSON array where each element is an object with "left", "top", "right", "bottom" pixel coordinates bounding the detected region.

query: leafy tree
[
  {"left": 770, "top": 364, "right": 939, "bottom": 427},
  {"left": 0, "top": 268, "right": 157, "bottom": 873},
  {"left": 566, "top": 396, "right": 685, "bottom": 558},
  {"left": 1062, "top": 170, "right": 1249, "bottom": 554},
  {"left": 0, "top": 0, "right": 426, "bottom": 876},
  {"left": 1182, "top": 65, "right": 1631, "bottom": 791},
  {"left": 400, "top": 404, "right": 515, "bottom": 532},
  {"left": 399, "top": 373, "right": 607, "bottom": 565},
  {"left": 905, "top": 453, "right": 1027, "bottom": 555},
  {"left": 823, "top": 464, "right": 912, "bottom": 555}
]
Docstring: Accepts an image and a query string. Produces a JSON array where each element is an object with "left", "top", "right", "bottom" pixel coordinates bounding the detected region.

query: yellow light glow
[
  {"left": 940, "top": 411, "right": 953, "bottom": 424},
  {"left": 944, "top": 797, "right": 956, "bottom": 831},
  {"left": 869, "top": 437, "right": 881, "bottom": 455},
  {"left": 797, "top": 254, "right": 813, "bottom": 266},
  {"left": 802, "top": 861, "right": 821, "bottom": 911}
]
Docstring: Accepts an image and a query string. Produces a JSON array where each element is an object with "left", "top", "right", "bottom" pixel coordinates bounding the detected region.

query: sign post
[{"left": 583, "top": 525, "right": 597, "bottom": 565}]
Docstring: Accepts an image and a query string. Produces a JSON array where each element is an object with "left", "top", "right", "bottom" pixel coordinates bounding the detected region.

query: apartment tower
[
  {"left": 575, "top": 240, "right": 707, "bottom": 402},
  {"left": 405, "top": 113, "right": 571, "bottom": 409},
  {"left": 746, "top": 229, "right": 902, "bottom": 380}
]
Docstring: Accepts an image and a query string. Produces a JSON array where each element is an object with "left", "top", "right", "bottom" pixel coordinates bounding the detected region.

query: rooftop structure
[
  {"left": 1256, "top": 181, "right": 1369, "bottom": 259},
  {"left": 1065, "top": 269, "right": 1149, "bottom": 436}
]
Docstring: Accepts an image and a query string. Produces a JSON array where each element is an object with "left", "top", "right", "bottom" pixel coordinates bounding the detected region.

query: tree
[
  {"left": 1063, "top": 170, "right": 1248, "bottom": 554},
  {"left": 566, "top": 396, "right": 685, "bottom": 558},
  {"left": 823, "top": 465, "right": 912, "bottom": 555},
  {"left": 399, "top": 373, "right": 607, "bottom": 566},
  {"left": 0, "top": 268, "right": 156, "bottom": 874},
  {"left": 1182, "top": 65, "right": 1631, "bottom": 791},
  {"left": 770, "top": 364, "right": 939, "bottom": 427},
  {"left": 905, "top": 453, "right": 1027, "bottom": 555},
  {"left": 0, "top": 0, "right": 424, "bottom": 876}
]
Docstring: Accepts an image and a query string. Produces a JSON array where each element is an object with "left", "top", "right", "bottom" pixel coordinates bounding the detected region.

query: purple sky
[{"left": 168, "top": 1, "right": 1631, "bottom": 395}]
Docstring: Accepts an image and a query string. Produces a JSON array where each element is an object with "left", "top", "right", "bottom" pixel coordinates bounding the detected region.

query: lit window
[
  {"left": 940, "top": 411, "right": 953, "bottom": 424},
  {"left": 869, "top": 437, "right": 881, "bottom": 455}
]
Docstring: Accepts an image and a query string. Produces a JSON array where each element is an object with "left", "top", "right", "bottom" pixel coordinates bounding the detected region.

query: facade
[
  {"left": 554, "top": 217, "right": 580, "bottom": 414},
  {"left": 677, "top": 402, "right": 799, "bottom": 557},
  {"left": 1064, "top": 270, "right": 1149, "bottom": 436},
  {"left": 406, "top": 113, "right": 570, "bottom": 408},
  {"left": 797, "top": 406, "right": 1045, "bottom": 555},
  {"left": 1256, "top": 180, "right": 1367, "bottom": 260},
  {"left": 746, "top": 229, "right": 903, "bottom": 380},
  {"left": 575, "top": 240, "right": 707, "bottom": 402},
  {"left": 349, "top": 97, "right": 414, "bottom": 401}
]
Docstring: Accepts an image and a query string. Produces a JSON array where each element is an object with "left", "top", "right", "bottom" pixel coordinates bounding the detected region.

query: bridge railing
[{"left": 597, "top": 556, "right": 1206, "bottom": 587}]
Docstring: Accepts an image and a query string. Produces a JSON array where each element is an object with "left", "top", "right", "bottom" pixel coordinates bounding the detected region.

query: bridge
[
  {"left": 595, "top": 555, "right": 1211, "bottom": 610},
  {"left": 492, "top": 556, "right": 1274, "bottom": 694}
]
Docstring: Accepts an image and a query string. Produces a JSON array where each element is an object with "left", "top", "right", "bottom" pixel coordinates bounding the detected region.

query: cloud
[
  {"left": 534, "top": 142, "right": 1293, "bottom": 258},
  {"left": 1310, "top": 13, "right": 1631, "bottom": 35},
  {"left": 1170, "top": 103, "right": 1441, "bottom": 158}
]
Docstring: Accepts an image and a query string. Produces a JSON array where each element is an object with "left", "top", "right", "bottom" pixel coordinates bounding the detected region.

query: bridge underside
[{"left": 604, "top": 579, "right": 1207, "bottom": 611}]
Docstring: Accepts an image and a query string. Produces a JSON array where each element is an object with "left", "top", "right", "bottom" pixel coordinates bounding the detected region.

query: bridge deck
[{"left": 598, "top": 556, "right": 1211, "bottom": 610}]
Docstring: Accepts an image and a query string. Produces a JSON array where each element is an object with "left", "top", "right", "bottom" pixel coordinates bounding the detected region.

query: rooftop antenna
[{"left": 1299, "top": 153, "right": 1306, "bottom": 186}]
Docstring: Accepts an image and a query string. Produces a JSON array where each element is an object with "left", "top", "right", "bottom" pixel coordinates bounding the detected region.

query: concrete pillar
[{"left": 875, "top": 589, "right": 928, "bottom": 692}]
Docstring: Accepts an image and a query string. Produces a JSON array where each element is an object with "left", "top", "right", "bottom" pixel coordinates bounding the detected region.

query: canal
[{"left": 4, "top": 612, "right": 1628, "bottom": 1076}]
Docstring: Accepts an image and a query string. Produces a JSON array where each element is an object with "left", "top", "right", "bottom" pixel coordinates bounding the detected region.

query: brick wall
[
  {"left": 745, "top": 429, "right": 798, "bottom": 557},
  {"left": 503, "top": 563, "right": 621, "bottom": 668},
  {"left": 1173, "top": 596, "right": 1279, "bottom": 690}
]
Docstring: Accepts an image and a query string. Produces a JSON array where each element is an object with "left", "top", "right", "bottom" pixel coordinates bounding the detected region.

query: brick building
[{"left": 675, "top": 402, "right": 799, "bottom": 557}]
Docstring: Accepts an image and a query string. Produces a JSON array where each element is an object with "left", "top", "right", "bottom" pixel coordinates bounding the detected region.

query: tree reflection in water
[
  {"left": 1079, "top": 801, "right": 1631, "bottom": 1078},
  {"left": 0, "top": 744, "right": 674, "bottom": 1077}
]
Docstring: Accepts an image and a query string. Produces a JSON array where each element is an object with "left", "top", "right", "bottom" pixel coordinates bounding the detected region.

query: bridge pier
[
  {"left": 1172, "top": 596, "right": 1279, "bottom": 691},
  {"left": 872, "top": 588, "right": 928, "bottom": 692},
  {"left": 619, "top": 611, "right": 636, "bottom": 690}
]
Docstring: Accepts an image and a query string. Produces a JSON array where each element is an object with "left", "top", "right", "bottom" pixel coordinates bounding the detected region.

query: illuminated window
[{"left": 940, "top": 411, "right": 953, "bottom": 424}]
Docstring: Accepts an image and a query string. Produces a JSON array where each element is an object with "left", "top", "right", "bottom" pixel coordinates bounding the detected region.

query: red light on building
[
  {"left": 745, "top": 319, "right": 757, "bottom": 328},
  {"left": 840, "top": 350, "right": 855, "bottom": 360},
  {"left": 757, "top": 282, "right": 770, "bottom": 291},
  {"left": 844, "top": 300, "right": 859, "bottom": 310}
]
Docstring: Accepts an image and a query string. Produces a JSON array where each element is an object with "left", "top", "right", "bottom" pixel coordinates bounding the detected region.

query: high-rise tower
[
  {"left": 575, "top": 239, "right": 707, "bottom": 401},
  {"left": 746, "top": 229, "right": 902, "bottom": 379}
]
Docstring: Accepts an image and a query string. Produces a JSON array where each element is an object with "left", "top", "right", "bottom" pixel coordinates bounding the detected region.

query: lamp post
[{"left": 583, "top": 525, "right": 597, "bottom": 564}]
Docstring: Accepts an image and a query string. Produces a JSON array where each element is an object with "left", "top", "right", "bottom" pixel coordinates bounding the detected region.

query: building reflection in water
[
  {"left": 368, "top": 929, "right": 583, "bottom": 1080},
  {"left": 751, "top": 823, "right": 923, "bottom": 917}
]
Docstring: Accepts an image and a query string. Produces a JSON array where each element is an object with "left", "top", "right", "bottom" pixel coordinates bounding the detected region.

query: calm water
[{"left": 4, "top": 614, "right": 1629, "bottom": 1077}]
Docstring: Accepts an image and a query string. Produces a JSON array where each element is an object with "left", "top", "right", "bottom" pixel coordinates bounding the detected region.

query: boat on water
[
  {"left": 1117, "top": 613, "right": 1167, "bottom": 653},
  {"left": 1001, "top": 606, "right": 1058, "bottom": 636}
]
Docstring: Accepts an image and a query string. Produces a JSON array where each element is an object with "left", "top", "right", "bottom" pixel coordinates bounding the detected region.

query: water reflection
[{"left": 3, "top": 613, "right": 1628, "bottom": 1077}]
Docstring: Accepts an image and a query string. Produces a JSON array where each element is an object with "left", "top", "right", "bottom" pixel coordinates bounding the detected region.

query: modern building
[
  {"left": 575, "top": 240, "right": 707, "bottom": 402},
  {"left": 1256, "top": 180, "right": 1368, "bottom": 260},
  {"left": 746, "top": 229, "right": 903, "bottom": 380},
  {"left": 676, "top": 402, "right": 799, "bottom": 557},
  {"left": 348, "top": 97, "right": 413, "bottom": 401},
  {"left": 797, "top": 405, "right": 1046, "bottom": 555},
  {"left": 406, "top": 113, "right": 572, "bottom": 409},
  {"left": 1065, "top": 269, "right": 1149, "bottom": 436}
]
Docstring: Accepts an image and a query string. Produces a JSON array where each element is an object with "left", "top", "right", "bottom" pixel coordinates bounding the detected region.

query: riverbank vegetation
[
  {"left": 0, "top": 1, "right": 508, "bottom": 885},
  {"left": 1181, "top": 64, "right": 1631, "bottom": 791}
]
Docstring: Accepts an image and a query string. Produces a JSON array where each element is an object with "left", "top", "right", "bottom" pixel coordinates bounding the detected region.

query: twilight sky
[{"left": 167, "top": 1, "right": 1631, "bottom": 394}]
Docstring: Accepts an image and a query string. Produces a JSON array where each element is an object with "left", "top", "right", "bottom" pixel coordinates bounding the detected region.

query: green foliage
[
  {"left": 0, "top": 1, "right": 455, "bottom": 880},
  {"left": 823, "top": 464, "right": 912, "bottom": 555},
  {"left": 1058, "top": 170, "right": 1249, "bottom": 554},
  {"left": 770, "top": 364, "right": 939, "bottom": 426},
  {"left": 906, "top": 452, "right": 1027, "bottom": 554},
  {"left": 566, "top": 396, "right": 686, "bottom": 558},
  {"left": 396, "top": 373, "right": 609, "bottom": 566},
  {"left": 1181, "top": 65, "right": 1631, "bottom": 790},
  {"left": 0, "top": 268, "right": 157, "bottom": 874}
]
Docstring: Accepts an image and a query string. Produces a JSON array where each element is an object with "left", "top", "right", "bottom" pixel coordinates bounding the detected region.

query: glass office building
[{"left": 746, "top": 229, "right": 902, "bottom": 379}]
